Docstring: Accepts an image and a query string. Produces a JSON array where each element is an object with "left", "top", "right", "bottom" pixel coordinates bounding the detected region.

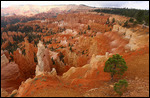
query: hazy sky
[{"left": 1, "top": 1, "right": 149, "bottom": 10}]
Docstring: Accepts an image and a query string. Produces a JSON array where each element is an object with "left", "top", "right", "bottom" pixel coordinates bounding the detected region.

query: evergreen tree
[
  {"left": 133, "top": 21, "right": 138, "bottom": 26},
  {"left": 129, "top": 18, "right": 134, "bottom": 23},
  {"left": 136, "top": 10, "right": 144, "bottom": 24},
  {"left": 112, "top": 18, "right": 115, "bottom": 23},
  {"left": 106, "top": 18, "right": 110, "bottom": 24},
  {"left": 114, "top": 79, "right": 128, "bottom": 96},
  {"left": 70, "top": 47, "right": 72, "bottom": 52},
  {"left": 104, "top": 54, "right": 128, "bottom": 81},
  {"left": 88, "top": 25, "right": 91, "bottom": 30}
]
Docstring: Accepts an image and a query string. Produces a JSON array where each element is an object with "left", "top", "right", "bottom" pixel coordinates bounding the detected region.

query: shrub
[
  {"left": 110, "top": 28, "right": 112, "bottom": 31},
  {"left": 129, "top": 18, "right": 134, "bottom": 23},
  {"left": 104, "top": 54, "right": 128, "bottom": 81},
  {"left": 133, "top": 21, "right": 138, "bottom": 26},
  {"left": 79, "top": 84, "right": 82, "bottom": 87},
  {"left": 88, "top": 25, "right": 91, "bottom": 30},
  {"left": 70, "top": 47, "right": 72, "bottom": 52},
  {"left": 112, "top": 18, "right": 115, "bottom": 23},
  {"left": 114, "top": 79, "right": 128, "bottom": 96},
  {"left": 106, "top": 18, "right": 110, "bottom": 24},
  {"left": 41, "top": 79, "right": 46, "bottom": 81},
  {"left": 10, "top": 92, "right": 17, "bottom": 97},
  {"left": 34, "top": 77, "right": 38, "bottom": 81}
]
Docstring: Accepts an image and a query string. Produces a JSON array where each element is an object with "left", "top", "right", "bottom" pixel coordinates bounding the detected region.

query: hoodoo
[{"left": 1, "top": 1, "right": 149, "bottom": 97}]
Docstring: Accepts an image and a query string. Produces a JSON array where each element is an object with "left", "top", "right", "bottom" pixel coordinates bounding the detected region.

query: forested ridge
[{"left": 93, "top": 8, "right": 149, "bottom": 26}]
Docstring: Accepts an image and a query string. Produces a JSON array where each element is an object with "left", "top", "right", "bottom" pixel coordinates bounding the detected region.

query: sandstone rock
[
  {"left": 17, "top": 48, "right": 22, "bottom": 54},
  {"left": 43, "top": 49, "right": 51, "bottom": 72},
  {"left": 50, "top": 68, "right": 57, "bottom": 76},
  {"left": 118, "top": 26, "right": 126, "bottom": 34},
  {"left": 135, "top": 77, "right": 138, "bottom": 80},
  {"left": 124, "top": 36, "right": 131, "bottom": 40},
  {"left": 62, "top": 67, "right": 76, "bottom": 79},
  {"left": 1, "top": 62, "right": 20, "bottom": 80},
  {"left": 1, "top": 88, "right": 9, "bottom": 97},
  {"left": 105, "top": 52, "right": 109, "bottom": 59},
  {"left": 109, "top": 17, "right": 113, "bottom": 23},
  {"left": 110, "top": 40, "right": 118, "bottom": 47},
  {"left": 126, "top": 33, "right": 139, "bottom": 51},
  {"left": 63, "top": 53, "right": 109, "bottom": 80},
  {"left": 90, "top": 54, "right": 99, "bottom": 69},
  {"left": 1, "top": 54, "right": 9, "bottom": 68},
  {"left": 86, "top": 88, "right": 99, "bottom": 92},
  {"left": 1, "top": 61, "right": 23, "bottom": 93},
  {"left": 125, "top": 29, "right": 132, "bottom": 39},
  {"left": 95, "top": 55, "right": 107, "bottom": 63},
  {"left": 24, "top": 78, "right": 32, "bottom": 84},
  {"left": 96, "top": 32, "right": 102, "bottom": 36},
  {"left": 112, "top": 25, "right": 119, "bottom": 32},
  {"left": 82, "top": 64, "right": 90, "bottom": 69},
  {"left": 124, "top": 44, "right": 131, "bottom": 52},
  {"left": 36, "top": 41, "right": 51, "bottom": 76},
  {"left": 1, "top": 50, "right": 4, "bottom": 55},
  {"left": 13, "top": 49, "right": 35, "bottom": 79},
  {"left": 37, "top": 41, "right": 46, "bottom": 72},
  {"left": 35, "top": 65, "right": 44, "bottom": 76},
  {"left": 109, "top": 85, "right": 114, "bottom": 88},
  {"left": 9, "top": 89, "right": 18, "bottom": 97},
  {"left": 1, "top": 50, "right": 9, "bottom": 58}
]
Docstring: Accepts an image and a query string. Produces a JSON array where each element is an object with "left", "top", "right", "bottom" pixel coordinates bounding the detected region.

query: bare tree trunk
[{"left": 111, "top": 64, "right": 116, "bottom": 81}]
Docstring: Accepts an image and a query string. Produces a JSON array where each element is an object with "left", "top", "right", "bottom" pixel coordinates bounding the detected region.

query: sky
[{"left": 1, "top": 1, "right": 149, "bottom": 10}]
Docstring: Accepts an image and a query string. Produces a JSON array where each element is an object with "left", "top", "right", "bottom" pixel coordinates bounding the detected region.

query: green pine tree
[
  {"left": 114, "top": 79, "right": 128, "bottom": 96},
  {"left": 104, "top": 54, "right": 128, "bottom": 81}
]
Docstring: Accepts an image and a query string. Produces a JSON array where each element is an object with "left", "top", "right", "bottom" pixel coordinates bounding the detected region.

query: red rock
[{"left": 1, "top": 62, "right": 24, "bottom": 93}]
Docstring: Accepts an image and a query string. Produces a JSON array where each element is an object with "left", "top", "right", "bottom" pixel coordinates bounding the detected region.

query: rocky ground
[{"left": 6, "top": 46, "right": 148, "bottom": 97}]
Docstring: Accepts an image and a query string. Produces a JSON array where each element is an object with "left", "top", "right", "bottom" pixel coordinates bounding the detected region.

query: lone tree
[
  {"left": 114, "top": 79, "right": 128, "bottom": 96},
  {"left": 106, "top": 18, "right": 110, "bottom": 24},
  {"left": 104, "top": 54, "right": 128, "bottom": 81},
  {"left": 88, "top": 25, "right": 91, "bottom": 30},
  {"left": 112, "top": 18, "right": 115, "bottom": 24}
]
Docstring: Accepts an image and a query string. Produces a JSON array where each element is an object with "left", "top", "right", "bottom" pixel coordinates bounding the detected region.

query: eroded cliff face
[
  {"left": 10, "top": 52, "right": 111, "bottom": 97},
  {"left": 1, "top": 50, "right": 9, "bottom": 59},
  {"left": 112, "top": 25, "right": 149, "bottom": 51},
  {"left": 1, "top": 60, "right": 24, "bottom": 93},
  {"left": 12, "top": 39, "right": 37, "bottom": 79},
  {"left": 1, "top": 88, "right": 9, "bottom": 97},
  {"left": 1, "top": 54, "right": 9, "bottom": 68},
  {"left": 62, "top": 53, "right": 111, "bottom": 80}
]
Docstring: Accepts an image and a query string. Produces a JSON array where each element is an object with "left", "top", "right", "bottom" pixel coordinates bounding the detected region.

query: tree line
[{"left": 93, "top": 8, "right": 149, "bottom": 25}]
